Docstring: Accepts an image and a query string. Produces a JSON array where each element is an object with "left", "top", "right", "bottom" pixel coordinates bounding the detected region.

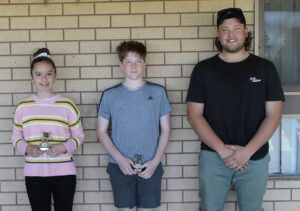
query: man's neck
[{"left": 219, "top": 50, "right": 250, "bottom": 63}]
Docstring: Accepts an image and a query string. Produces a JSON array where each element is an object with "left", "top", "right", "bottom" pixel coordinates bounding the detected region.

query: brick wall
[{"left": 0, "top": 0, "right": 299, "bottom": 211}]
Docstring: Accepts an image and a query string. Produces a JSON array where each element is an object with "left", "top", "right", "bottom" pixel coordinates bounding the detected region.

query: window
[
  {"left": 260, "top": 0, "right": 300, "bottom": 176},
  {"left": 269, "top": 117, "right": 300, "bottom": 176},
  {"left": 264, "top": 0, "right": 300, "bottom": 86}
]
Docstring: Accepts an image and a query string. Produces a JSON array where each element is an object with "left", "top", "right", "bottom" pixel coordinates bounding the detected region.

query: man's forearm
[
  {"left": 246, "top": 113, "right": 282, "bottom": 157},
  {"left": 188, "top": 114, "right": 225, "bottom": 153}
]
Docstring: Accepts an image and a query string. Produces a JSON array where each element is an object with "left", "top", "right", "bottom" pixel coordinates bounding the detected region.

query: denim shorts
[{"left": 107, "top": 162, "right": 164, "bottom": 209}]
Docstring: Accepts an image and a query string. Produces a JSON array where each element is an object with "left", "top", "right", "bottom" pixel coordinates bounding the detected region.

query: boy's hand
[
  {"left": 25, "top": 145, "right": 43, "bottom": 157},
  {"left": 117, "top": 156, "right": 136, "bottom": 175},
  {"left": 46, "top": 144, "right": 67, "bottom": 157},
  {"left": 138, "top": 160, "right": 159, "bottom": 179}
]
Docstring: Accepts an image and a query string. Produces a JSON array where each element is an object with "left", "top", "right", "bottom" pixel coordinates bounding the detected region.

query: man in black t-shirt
[{"left": 186, "top": 8, "right": 284, "bottom": 211}]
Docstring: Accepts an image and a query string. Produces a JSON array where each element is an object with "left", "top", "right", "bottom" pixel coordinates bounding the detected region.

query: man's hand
[
  {"left": 217, "top": 146, "right": 234, "bottom": 160},
  {"left": 223, "top": 145, "right": 251, "bottom": 171}
]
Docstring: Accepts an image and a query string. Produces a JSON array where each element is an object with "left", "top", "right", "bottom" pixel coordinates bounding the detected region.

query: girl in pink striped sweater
[{"left": 11, "top": 48, "right": 84, "bottom": 211}]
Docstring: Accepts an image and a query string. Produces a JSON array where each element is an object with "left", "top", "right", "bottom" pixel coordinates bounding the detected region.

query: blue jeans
[{"left": 198, "top": 150, "right": 270, "bottom": 211}]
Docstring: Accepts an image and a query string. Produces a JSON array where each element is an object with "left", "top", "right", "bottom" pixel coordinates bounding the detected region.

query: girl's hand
[
  {"left": 25, "top": 145, "right": 43, "bottom": 157},
  {"left": 46, "top": 144, "right": 67, "bottom": 157}
]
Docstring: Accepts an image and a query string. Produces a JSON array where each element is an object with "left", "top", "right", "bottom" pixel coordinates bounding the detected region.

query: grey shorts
[{"left": 107, "top": 162, "right": 164, "bottom": 209}]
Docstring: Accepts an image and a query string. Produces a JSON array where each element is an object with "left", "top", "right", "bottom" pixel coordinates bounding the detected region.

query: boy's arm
[
  {"left": 96, "top": 116, "right": 135, "bottom": 175},
  {"left": 138, "top": 113, "right": 171, "bottom": 179}
]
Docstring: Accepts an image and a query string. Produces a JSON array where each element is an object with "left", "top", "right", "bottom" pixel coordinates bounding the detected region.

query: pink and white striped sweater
[{"left": 11, "top": 94, "right": 84, "bottom": 177}]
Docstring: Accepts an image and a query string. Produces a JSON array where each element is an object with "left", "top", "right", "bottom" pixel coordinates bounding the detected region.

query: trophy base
[
  {"left": 39, "top": 147, "right": 50, "bottom": 151},
  {"left": 132, "top": 154, "right": 144, "bottom": 173},
  {"left": 133, "top": 168, "right": 143, "bottom": 173},
  {"left": 133, "top": 165, "right": 145, "bottom": 173}
]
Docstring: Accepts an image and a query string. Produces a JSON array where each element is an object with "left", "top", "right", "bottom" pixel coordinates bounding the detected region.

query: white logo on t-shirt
[{"left": 249, "top": 77, "right": 262, "bottom": 83}]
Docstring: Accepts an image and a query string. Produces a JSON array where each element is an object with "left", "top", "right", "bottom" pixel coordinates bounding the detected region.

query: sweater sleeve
[
  {"left": 63, "top": 101, "right": 84, "bottom": 153},
  {"left": 11, "top": 108, "right": 28, "bottom": 156}
]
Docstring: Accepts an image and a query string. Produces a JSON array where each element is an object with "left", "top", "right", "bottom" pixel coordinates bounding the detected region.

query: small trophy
[
  {"left": 132, "top": 154, "right": 145, "bottom": 173},
  {"left": 38, "top": 132, "right": 52, "bottom": 151}
]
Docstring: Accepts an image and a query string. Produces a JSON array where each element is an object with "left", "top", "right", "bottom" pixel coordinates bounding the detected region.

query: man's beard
[{"left": 222, "top": 41, "right": 245, "bottom": 53}]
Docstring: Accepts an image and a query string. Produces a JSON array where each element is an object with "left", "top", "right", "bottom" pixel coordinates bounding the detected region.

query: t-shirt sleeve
[
  {"left": 186, "top": 63, "right": 205, "bottom": 103},
  {"left": 160, "top": 88, "right": 171, "bottom": 117},
  {"left": 97, "top": 91, "right": 111, "bottom": 120},
  {"left": 266, "top": 62, "right": 285, "bottom": 101}
]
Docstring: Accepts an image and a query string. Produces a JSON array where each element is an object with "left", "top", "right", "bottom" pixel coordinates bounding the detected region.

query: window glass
[
  {"left": 264, "top": 0, "right": 300, "bottom": 85},
  {"left": 269, "top": 117, "right": 300, "bottom": 175}
]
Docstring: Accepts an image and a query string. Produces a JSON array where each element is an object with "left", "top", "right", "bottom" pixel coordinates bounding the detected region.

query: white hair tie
[{"left": 34, "top": 52, "right": 51, "bottom": 59}]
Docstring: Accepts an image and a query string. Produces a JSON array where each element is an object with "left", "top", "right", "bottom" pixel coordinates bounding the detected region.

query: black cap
[{"left": 217, "top": 8, "right": 246, "bottom": 26}]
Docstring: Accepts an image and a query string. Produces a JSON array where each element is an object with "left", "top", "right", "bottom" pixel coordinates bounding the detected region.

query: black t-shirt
[{"left": 186, "top": 54, "right": 285, "bottom": 160}]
